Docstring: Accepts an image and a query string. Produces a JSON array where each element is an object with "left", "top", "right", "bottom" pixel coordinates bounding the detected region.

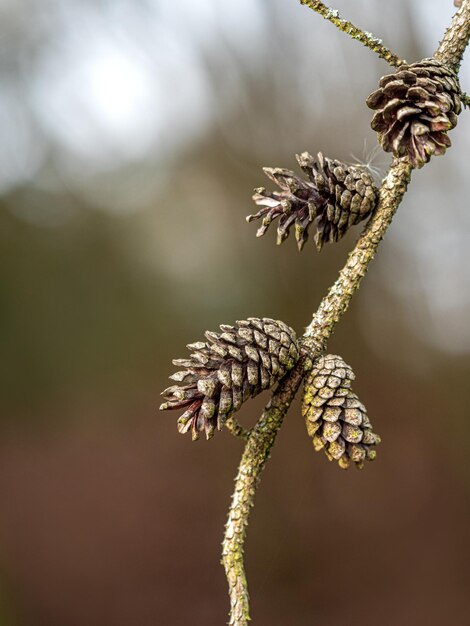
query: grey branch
[{"left": 222, "top": 1, "right": 470, "bottom": 624}]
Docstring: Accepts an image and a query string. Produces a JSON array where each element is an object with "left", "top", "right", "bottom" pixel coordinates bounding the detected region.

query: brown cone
[
  {"left": 367, "top": 58, "right": 461, "bottom": 168},
  {"left": 160, "top": 318, "right": 300, "bottom": 440},
  {"left": 247, "top": 152, "right": 377, "bottom": 251},
  {"left": 302, "top": 355, "right": 380, "bottom": 469}
]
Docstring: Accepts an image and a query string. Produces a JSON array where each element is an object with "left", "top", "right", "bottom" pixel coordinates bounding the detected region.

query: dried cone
[
  {"left": 302, "top": 355, "right": 380, "bottom": 469},
  {"left": 367, "top": 58, "right": 461, "bottom": 168},
  {"left": 247, "top": 152, "right": 378, "bottom": 251},
  {"left": 160, "top": 318, "right": 300, "bottom": 441}
]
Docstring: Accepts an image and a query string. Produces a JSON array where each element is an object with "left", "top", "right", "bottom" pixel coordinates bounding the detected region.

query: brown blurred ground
[{"left": 0, "top": 1, "right": 469, "bottom": 625}]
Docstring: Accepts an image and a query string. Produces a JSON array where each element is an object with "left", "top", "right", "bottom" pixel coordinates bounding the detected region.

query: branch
[
  {"left": 435, "top": 0, "right": 470, "bottom": 71},
  {"left": 225, "top": 417, "right": 251, "bottom": 441},
  {"left": 222, "top": 362, "right": 305, "bottom": 624},
  {"left": 300, "top": 0, "right": 405, "bottom": 68},
  {"left": 222, "top": 3, "right": 470, "bottom": 624},
  {"left": 303, "top": 160, "right": 412, "bottom": 353},
  {"left": 222, "top": 158, "right": 411, "bottom": 626}
]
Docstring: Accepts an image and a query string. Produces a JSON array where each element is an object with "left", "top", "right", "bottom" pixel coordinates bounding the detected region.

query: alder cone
[
  {"left": 302, "top": 355, "right": 380, "bottom": 469},
  {"left": 248, "top": 152, "right": 377, "bottom": 251},
  {"left": 367, "top": 58, "right": 461, "bottom": 168},
  {"left": 160, "top": 318, "right": 300, "bottom": 440}
]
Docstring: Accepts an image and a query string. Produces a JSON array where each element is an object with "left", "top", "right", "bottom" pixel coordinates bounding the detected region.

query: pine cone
[
  {"left": 160, "top": 318, "right": 300, "bottom": 441},
  {"left": 247, "top": 152, "right": 378, "bottom": 251},
  {"left": 302, "top": 355, "right": 380, "bottom": 469},
  {"left": 367, "top": 58, "right": 461, "bottom": 168},
  {"left": 454, "top": 1, "right": 462, "bottom": 7}
]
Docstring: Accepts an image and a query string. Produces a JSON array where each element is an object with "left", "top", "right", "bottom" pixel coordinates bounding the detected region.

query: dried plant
[{"left": 161, "top": 1, "right": 470, "bottom": 623}]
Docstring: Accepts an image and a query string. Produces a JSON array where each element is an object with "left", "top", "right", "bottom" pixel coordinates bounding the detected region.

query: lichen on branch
[{"left": 299, "top": 0, "right": 405, "bottom": 68}]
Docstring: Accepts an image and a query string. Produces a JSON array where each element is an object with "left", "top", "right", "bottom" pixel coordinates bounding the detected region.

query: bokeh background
[{"left": 1, "top": 0, "right": 469, "bottom": 624}]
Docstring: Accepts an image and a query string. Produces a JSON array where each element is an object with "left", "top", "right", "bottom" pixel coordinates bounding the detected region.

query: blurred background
[{"left": 1, "top": 0, "right": 469, "bottom": 624}]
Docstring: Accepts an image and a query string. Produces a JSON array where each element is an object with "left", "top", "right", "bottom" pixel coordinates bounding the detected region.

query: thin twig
[
  {"left": 300, "top": 0, "right": 405, "bottom": 68},
  {"left": 225, "top": 417, "right": 251, "bottom": 441},
  {"left": 462, "top": 92, "right": 470, "bottom": 108},
  {"left": 222, "top": 1, "right": 470, "bottom": 623}
]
